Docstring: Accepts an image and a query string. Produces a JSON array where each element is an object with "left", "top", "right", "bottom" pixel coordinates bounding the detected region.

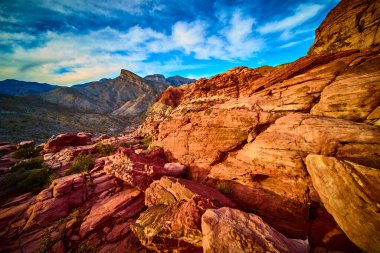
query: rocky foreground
[{"left": 0, "top": 0, "right": 380, "bottom": 252}]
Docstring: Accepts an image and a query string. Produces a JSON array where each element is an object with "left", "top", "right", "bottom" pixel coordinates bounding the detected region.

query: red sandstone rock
[
  {"left": 306, "top": 155, "right": 380, "bottom": 252},
  {"left": 145, "top": 176, "right": 236, "bottom": 208},
  {"left": 43, "top": 132, "right": 92, "bottom": 153},
  {"left": 0, "top": 144, "right": 16, "bottom": 155},
  {"left": 103, "top": 147, "right": 186, "bottom": 190},
  {"left": 308, "top": 0, "right": 380, "bottom": 55},
  {"left": 201, "top": 207, "right": 309, "bottom": 253},
  {"left": 131, "top": 197, "right": 212, "bottom": 252},
  {"left": 79, "top": 188, "right": 144, "bottom": 237}
]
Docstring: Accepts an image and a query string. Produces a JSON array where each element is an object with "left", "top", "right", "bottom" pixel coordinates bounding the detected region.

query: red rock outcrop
[
  {"left": 308, "top": 0, "right": 380, "bottom": 55},
  {"left": 136, "top": 0, "right": 380, "bottom": 250},
  {"left": 43, "top": 132, "right": 92, "bottom": 153},
  {"left": 202, "top": 207, "right": 309, "bottom": 253},
  {"left": 306, "top": 155, "right": 380, "bottom": 252},
  {"left": 79, "top": 188, "right": 145, "bottom": 237},
  {"left": 131, "top": 177, "right": 236, "bottom": 252},
  {"left": 103, "top": 147, "right": 186, "bottom": 190}
]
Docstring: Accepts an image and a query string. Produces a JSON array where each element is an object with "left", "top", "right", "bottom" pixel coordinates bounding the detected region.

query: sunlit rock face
[
  {"left": 137, "top": 0, "right": 380, "bottom": 250},
  {"left": 308, "top": 0, "right": 380, "bottom": 55}
]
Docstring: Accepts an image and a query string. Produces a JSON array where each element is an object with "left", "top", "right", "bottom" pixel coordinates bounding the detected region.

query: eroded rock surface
[
  {"left": 103, "top": 147, "right": 186, "bottom": 190},
  {"left": 308, "top": 0, "right": 380, "bottom": 55},
  {"left": 131, "top": 177, "right": 236, "bottom": 252},
  {"left": 202, "top": 207, "right": 309, "bottom": 253},
  {"left": 306, "top": 155, "right": 380, "bottom": 252}
]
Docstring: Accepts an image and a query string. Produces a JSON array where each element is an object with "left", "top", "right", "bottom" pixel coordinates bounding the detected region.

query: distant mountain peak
[
  {"left": 144, "top": 74, "right": 196, "bottom": 86},
  {"left": 119, "top": 69, "right": 140, "bottom": 79}
]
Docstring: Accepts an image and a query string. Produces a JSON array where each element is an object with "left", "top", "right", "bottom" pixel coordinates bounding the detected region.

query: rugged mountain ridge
[
  {"left": 38, "top": 69, "right": 169, "bottom": 116},
  {"left": 0, "top": 0, "right": 379, "bottom": 252}
]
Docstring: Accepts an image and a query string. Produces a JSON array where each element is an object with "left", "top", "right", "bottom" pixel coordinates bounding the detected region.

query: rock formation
[
  {"left": 308, "top": 0, "right": 380, "bottom": 55},
  {"left": 202, "top": 207, "right": 309, "bottom": 253},
  {"left": 0, "top": 0, "right": 379, "bottom": 252},
  {"left": 137, "top": 0, "right": 380, "bottom": 251}
]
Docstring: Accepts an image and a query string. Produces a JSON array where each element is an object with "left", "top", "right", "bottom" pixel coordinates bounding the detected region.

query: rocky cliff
[{"left": 0, "top": 0, "right": 379, "bottom": 252}]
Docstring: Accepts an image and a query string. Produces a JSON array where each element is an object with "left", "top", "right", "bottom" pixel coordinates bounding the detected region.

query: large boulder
[
  {"left": 145, "top": 176, "right": 236, "bottom": 208},
  {"left": 306, "top": 155, "right": 380, "bottom": 252},
  {"left": 103, "top": 147, "right": 186, "bottom": 190},
  {"left": 131, "top": 177, "right": 236, "bottom": 252},
  {"left": 207, "top": 113, "right": 380, "bottom": 237},
  {"left": 131, "top": 197, "right": 212, "bottom": 252},
  {"left": 43, "top": 132, "right": 92, "bottom": 153},
  {"left": 202, "top": 207, "right": 309, "bottom": 253}
]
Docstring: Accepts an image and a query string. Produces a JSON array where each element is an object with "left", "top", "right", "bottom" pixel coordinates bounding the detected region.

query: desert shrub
[
  {"left": 4, "top": 158, "right": 50, "bottom": 194},
  {"left": 11, "top": 158, "right": 44, "bottom": 172},
  {"left": 204, "top": 108, "right": 212, "bottom": 115},
  {"left": 77, "top": 242, "right": 97, "bottom": 253},
  {"left": 120, "top": 141, "right": 137, "bottom": 148},
  {"left": 65, "top": 153, "right": 94, "bottom": 176},
  {"left": 12, "top": 146, "right": 41, "bottom": 159},
  {"left": 95, "top": 143, "right": 116, "bottom": 156},
  {"left": 141, "top": 136, "right": 153, "bottom": 150},
  {"left": 216, "top": 181, "right": 231, "bottom": 195}
]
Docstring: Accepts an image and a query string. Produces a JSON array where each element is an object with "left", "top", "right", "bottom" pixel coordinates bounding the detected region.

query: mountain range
[{"left": 0, "top": 71, "right": 195, "bottom": 142}]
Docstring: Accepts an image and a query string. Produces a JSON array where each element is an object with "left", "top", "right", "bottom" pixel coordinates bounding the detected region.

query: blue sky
[{"left": 0, "top": 0, "right": 339, "bottom": 86}]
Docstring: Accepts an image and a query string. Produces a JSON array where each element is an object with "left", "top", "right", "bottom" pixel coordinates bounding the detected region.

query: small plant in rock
[
  {"left": 216, "top": 181, "right": 231, "bottom": 196},
  {"left": 65, "top": 152, "right": 94, "bottom": 176},
  {"left": 95, "top": 143, "right": 116, "bottom": 156},
  {"left": 37, "top": 228, "right": 54, "bottom": 253},
  {"left": 12, "top": 146, "right": 41, "bottom": 159},
  {"left": 77, "top": 242, "right": 97, "bottom": 253},
  {"left": 141, "top": 136, "right": 153, "bottom": 150}
]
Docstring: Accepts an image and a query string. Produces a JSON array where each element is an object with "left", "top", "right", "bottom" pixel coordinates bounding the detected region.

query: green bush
[
  {"left": 4, "top": 159, "right": 51, "bottom": 194},
  {"left": 12, "top": 146, "right": 42, "bottom": 159},
  {"left": 65, "top": 153, "right": 94, "bottom": 176},
  {"left": 216, "top": 181, "right": 231, "bottom": 195},
  {"left": 95, "top": 143, "right": 116, "bottom": 156},
  {"left": 141, "top": 136, "right": 153, "bottom": 150},
  {"left": 11, "top": 158, "right": 44, "bottom": 172}
]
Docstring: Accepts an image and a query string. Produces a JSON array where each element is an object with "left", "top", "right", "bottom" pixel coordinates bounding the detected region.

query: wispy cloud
[
  {"left": 278, "top": 36, "right": 314, "bottom": 48},
  {"left": 258, "top": 3, "right": 324, "bottom": 34}
]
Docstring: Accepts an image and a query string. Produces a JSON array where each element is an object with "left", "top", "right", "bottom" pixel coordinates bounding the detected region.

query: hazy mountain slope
[
  {"left": 39, "top": 69, "right": 169, "bottom": 116},
  {"left": 0, "top": 79, "right": 59, "bottom": 96},
  {"left": 0, "top": 94, "right": 142, "bottom": 143}
]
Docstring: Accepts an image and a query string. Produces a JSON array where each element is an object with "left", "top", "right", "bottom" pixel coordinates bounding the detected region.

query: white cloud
[
  {"left": 0, "top": 9, "right": 264, "bottom": 85},
  {"left": 258, "top": 3, "right": 324, "bottom": 34}
]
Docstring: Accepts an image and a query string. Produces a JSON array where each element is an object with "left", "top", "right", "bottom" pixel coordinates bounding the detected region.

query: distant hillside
[
  {"left": 38, "top": 69, "right": 170, "bottom": 116},
  {"left": 144, "top": 74, "right": 195, "bottom": 86},
  {"left": 0, "top": 94, "right": 141, "bottom": 143},
  {"left": 0, "top": 79, "right": 59, "bottom": 96}
]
